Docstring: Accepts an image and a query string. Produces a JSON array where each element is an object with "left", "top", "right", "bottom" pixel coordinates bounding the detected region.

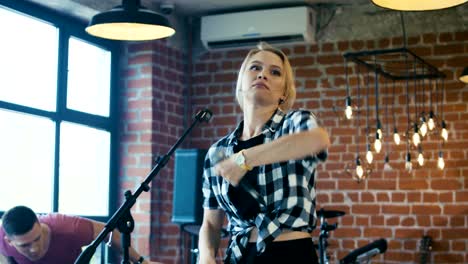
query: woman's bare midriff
[{"left": 249, "top": 227, "right": 311, "bottom": 242}]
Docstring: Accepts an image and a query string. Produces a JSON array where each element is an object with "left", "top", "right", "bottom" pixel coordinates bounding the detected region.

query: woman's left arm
[
  {"left": 215, "top": 127, "right": 330, "bottom": 186},
  {"left": 246, "top": 127, "right": 329, "bottom": 166}
]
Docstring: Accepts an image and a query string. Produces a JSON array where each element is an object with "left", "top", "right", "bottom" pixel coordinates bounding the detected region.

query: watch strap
[{"left": 238, "top": 150, "right": 252, "bottom": 171}]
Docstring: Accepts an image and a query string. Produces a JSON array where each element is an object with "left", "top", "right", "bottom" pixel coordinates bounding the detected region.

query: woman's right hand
[{"left": 214, "top": 153, "right": 248, "bottom": 187}]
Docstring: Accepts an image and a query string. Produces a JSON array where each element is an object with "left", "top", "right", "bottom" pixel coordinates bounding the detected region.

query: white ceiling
[
  {"left": 14, "top": 0, "right": 468, "bottom": 45},
  {"left": 23, "top": 0, "right": 368, "bottom": 21}
]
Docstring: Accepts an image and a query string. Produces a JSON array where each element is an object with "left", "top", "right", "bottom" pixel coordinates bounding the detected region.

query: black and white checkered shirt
[{"left": 202, "top": 108, "right": 327, "bottom": 263}]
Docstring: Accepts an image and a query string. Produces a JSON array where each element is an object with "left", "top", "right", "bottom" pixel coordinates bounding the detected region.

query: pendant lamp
[
  {"left": 460, "top": 67, "right": 468, "bottom": 83},
  {"left": 371, "top": 0, "right": 467, "bottom": 11},
  {"left": 86, "top": 0, "right": 175, "bottom": 41}
]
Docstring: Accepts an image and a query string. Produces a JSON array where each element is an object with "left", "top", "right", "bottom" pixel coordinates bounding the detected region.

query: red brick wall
[
  {"left": 119, "top": 40, "right": 188, "bottom": 263},
  {"left": 120, "top": 31, "right": 467, "bottom": 263}
]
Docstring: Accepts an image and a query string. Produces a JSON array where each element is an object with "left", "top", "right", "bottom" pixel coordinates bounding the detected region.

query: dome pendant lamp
[
  {"left": 459, "top": 67, "right": 468, "bottom": 83},
  {"left": 86, "top": 0, "right": 175, "bottom": 41},
  {"left": 371, "top": 0, "right": 467, "bottom": 11}
]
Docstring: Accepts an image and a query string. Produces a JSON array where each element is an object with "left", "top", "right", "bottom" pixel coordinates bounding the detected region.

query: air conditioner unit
[{"left": 201, "top": 6, "right": 316, "bottom": 50}]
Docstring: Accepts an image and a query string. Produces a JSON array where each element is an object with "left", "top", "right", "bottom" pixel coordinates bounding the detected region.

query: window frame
[{"left": 0, "top": 0, "right": 120, "bottom": 222}]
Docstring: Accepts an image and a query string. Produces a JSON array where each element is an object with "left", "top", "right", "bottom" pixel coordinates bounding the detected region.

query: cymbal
[
  {"left": 183, "top": 224, "right": 229, "bottom": 238},
  {"left": 317, "top": 208, "right": 345, "bottom": 219}
]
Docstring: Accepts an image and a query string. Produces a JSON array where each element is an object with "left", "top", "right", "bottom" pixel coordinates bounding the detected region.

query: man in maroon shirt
[{"left": 0, "top": 205, "right": 161, "bottom": 264}]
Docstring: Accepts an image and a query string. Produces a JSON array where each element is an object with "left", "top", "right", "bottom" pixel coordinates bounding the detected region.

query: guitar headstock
[{"left": 419, "top": 235, "right": 433, "bottom": 264}]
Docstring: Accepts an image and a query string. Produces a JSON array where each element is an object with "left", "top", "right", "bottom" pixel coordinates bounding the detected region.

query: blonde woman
[{"left": 198, "top": 42, "right": 330, "bottom": 264}]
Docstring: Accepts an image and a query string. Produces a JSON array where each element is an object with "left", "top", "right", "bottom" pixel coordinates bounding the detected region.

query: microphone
[
  {"left": 356, "top": 248, "right": 381, "bottom": 262},
  {"left": 196, "top": 109, "right": 213, "bottom": 122},
  {"left": 340, "top": 238, "right": 387, "bottom": 264}
]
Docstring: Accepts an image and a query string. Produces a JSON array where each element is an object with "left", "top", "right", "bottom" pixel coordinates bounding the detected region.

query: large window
[
  {"left": 0, "top": 5, "right": 58, "bottom": 111},
  {"left": 0, "top": 2, "right": 118, "bottom": 218},
  {"left": 0, "top": 111, "right": 56, "bottom": 213}
]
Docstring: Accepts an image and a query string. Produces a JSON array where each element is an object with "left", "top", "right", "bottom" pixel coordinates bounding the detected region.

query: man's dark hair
[{"left": 2, "top": 206, "right": 38, "bottom": 236}]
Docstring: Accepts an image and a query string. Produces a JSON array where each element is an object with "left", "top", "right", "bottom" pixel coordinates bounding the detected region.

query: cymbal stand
[{"left": 318, "top": 214, "right": 338, "bottom": 264}]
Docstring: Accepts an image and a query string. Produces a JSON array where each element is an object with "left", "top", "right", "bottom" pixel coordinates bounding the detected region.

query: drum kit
[
  {"left": 182, "top": 209, "right": 385, "bottom": 264},
  {"left": 317, "top": 208, "right": 345, "bottom": 264},
  {"left": 316, "top": 208, "right": 388, "bottom": 264}
]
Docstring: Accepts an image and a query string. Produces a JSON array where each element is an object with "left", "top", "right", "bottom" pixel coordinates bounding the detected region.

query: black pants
[{"left": 236, "top": 238, "right": 318, "bottom": 264}]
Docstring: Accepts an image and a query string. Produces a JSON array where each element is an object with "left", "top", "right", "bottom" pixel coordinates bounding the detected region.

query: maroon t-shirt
[{"left": 0, "top": 213, "right": 94, "bottom": 263}]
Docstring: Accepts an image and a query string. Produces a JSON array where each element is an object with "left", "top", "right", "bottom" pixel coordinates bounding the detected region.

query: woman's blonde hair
[{"left": 235, "top": 42, "right": 296, "bottom": 111}]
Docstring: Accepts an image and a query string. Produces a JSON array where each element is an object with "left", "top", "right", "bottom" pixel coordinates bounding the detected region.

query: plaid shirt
[{"left": 202, "top": 108, "right": 327, "bottom": 263}]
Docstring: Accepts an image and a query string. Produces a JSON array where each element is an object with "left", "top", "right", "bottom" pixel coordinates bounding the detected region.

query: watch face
[{"left": 234, "top": 152, "right": 245, "bottom": 166}]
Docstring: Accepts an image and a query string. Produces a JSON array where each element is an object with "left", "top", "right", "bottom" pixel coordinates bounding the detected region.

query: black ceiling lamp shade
[{"left": 86, "top": 0, "right": 175, "bottom": 41}]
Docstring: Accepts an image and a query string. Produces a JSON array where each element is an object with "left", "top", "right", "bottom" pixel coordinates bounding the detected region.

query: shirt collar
[{"left": 226, "top": 108, "right": 286, "bottom": 145}]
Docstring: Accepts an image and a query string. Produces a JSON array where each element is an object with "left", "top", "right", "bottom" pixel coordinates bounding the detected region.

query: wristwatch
[{"left": 234, "top": 150, "right": 252, "bottom": 171}]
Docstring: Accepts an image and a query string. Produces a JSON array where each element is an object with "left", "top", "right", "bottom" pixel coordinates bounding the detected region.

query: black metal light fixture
[
  {"left": 373, "top": 56, "right": 383, "bottom": 154},
  {"left": 411, "top": 57, "right": 421, "bottom": 147},
  {"left": 459, "top": 67, "right": 468, "bottom": 83},
  {"left": 371, "top": 0, "right": 467, "bottom": 11},
  {"left": 344, "top": 65, "right": 371, "bottom": 182},
  {"left": 439, "top": 81, "right": 449, "bottom": 142},
  {"left": 342, "top": 11, "right": 449, "bottom": 175},
  {"left": 344, "top": 58, "right": 353, "bottom": 119},
  {"left": 404, "top": 57, "right": 412, "bottom": 173},
  {"left": 427, "top": 79, "right": 436, "bottom": 131},
  {"left": 419, "top": 73, "right": 428, "bottom": 137},
  {"left": 86, "top": 0, "right": 175, "bottom": 41},
  {"left": 391, "top": 81, "right": 401, "bottom": 145},
  {"left": 383, "top": 80, "right": 392, "bottom": 171},
  {"left": 364, "top": 72, "right": 374, "bottom": 164}
]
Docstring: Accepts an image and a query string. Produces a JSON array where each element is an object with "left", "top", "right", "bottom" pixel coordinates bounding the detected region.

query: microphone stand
[{"left": 74, "top": 109, "right": 213, "bottom": 264}]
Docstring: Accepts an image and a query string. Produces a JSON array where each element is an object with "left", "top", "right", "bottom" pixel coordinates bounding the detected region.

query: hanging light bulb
[
  {"left": 412, "top": 133, "right": 421, "bottom": 147},
  {"left": 366, "top": 144, "right": 373, "bottom": 164},
  {"left": 417, "top": 149, "right": 425, "bottom": 167},
  {"left": 374, "top": 131, "right": 382, "bottom": 153},
  {"left": 376, "top": 120, "right": 383, "bottom": 140},
  {"left": 374, "top": 120, "right": 382, "bottom": 153},
  {"left": 344, "top": 60, "right": 352, "bottom": 120},
  {"left": 419, "top": 116, "right": 428, "bottom": 137},
  {"left": 356, "top": 156, "right": 364, "bottom": 179},
  {"left": 345, "top": 96, "right": 353, "bottom": 119},
  {"left": 393, "top": 127, "right": 401, "bottom": 145},
  {"left": 412, "top": 123, "right": 421, "bottom": 147},
  {"left": 383, "top": 154, "right": 392, "bottom": 171},
  {"left": 428, "top": 111, "right": 435, "bottom": 131},
  {"left": 441, "top": 120, "right": 448, "bottom": 141},
  {"left": 437, "top": 151, "right": 445, "bottom": 170},
  {"left": 405, "top": 152, "right": 412, "bottom": 172}
]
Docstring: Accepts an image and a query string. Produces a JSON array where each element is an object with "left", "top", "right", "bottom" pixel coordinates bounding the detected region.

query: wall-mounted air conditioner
[{"left": 201, "top": 6, "right": 316, "bottom": 50}]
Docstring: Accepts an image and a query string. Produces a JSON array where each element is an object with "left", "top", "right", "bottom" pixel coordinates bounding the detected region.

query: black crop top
[{"left": 228, "top": 134, "right": 264, "bottom": 220}]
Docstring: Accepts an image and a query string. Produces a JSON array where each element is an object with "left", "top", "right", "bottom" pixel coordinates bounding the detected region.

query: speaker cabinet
[{"left": 172, "top": 149, "right": 207, "bottom": 224}]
